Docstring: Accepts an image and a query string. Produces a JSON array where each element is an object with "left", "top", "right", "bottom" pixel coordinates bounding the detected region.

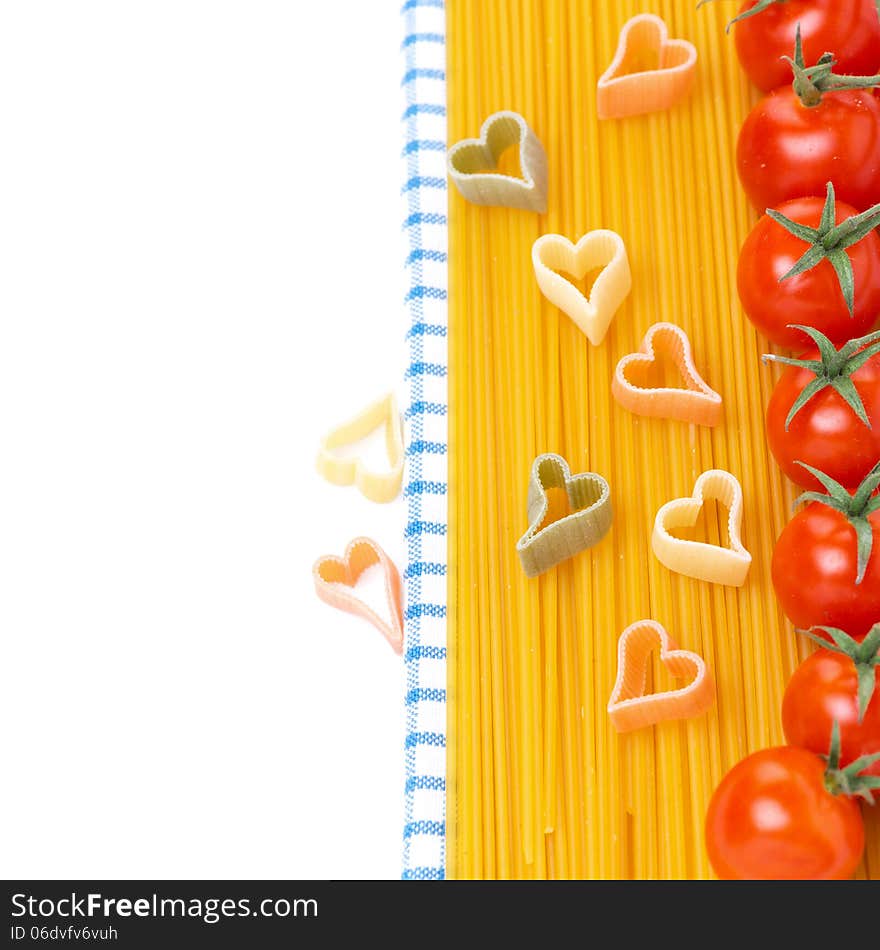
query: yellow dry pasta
[
  {"left": 447, "top": 0, "right": 879, "bottom": 882},
  {"left": 316, "top": 393, "right": 404, "bottom": 504},
  {"left": 532, "top": 230, "right": 631, "bottom": 346},
  {"left": 652, "top": 470, "right": 751, "bottom": 587}
]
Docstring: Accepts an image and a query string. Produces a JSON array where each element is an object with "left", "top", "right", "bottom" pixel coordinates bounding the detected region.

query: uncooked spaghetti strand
[
  {"left": 679, "top": 0, "right": 731, "bottom": 877},
  {"left": 697, "top": 8, "right": 773, "bottom": 764},
  {"left": 571, "top": 0, "right": 605, "bottom": 878},
  {"left": 505, "top": 0, "right": 541, "bottom": 872},
  {"left": 550, "top": 0, "right": 589, "bottom": 877},
  {"left": 445, "top": 0, "right": 465, "bottom": 879},
  {"left": 537, "top": 0, "right": 569, "bottom": 843},
  {"left": 640, "top": 120, "right": 684, "bottom": 881},
  {"left": 660, "top": 7, "right": 720, "bottom": 877},
  {"left": 524, "top": 0, "right": 551, "bottom": 874},
  {"left": 461, "top": 0, "right": 484, "bottom": 878},
  {"left": 480, "top": 0, "right": 521, "bottom": 881},
  {"left": 470, "top": 0, "right": 506, "bottom": 880},
  {"left": 444, "top": 0, "right": 464, "bottom": 881}
]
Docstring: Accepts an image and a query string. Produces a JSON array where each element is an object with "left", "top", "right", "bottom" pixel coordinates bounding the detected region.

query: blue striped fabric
[
  {"left": 406, "top": 645, "right": 447, "bottom": 662},
  {"left": 400, "top": 0, "right": 447, "bottom": 881},
  {"left": 402, "top": 867, "right": 445, "bottom": 880},
  {"left": 406, "top": 775, "right": 446, "bottom": 792}
]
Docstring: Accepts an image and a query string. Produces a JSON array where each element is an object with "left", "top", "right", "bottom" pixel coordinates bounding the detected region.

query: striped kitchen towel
[{"left": 400, "top": 0, "right": 448, "bottom": 881}]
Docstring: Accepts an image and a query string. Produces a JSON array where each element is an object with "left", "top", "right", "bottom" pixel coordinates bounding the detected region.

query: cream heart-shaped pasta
[
  {"left": 608, "top": 620, "right": 714, "bottom": 733},
  {"left": 316, "top": 394, "right": 404, "bottom": 504},
  {"left": 532, "top": 230, "right": 632, "bottom": 346},
  {"left": 597, "top": 14, "right": 697, "bottom": 120},
  {"left": 612, "top": 322, "right": 722, "bottom": 426},
  {"left": 447, "top": 110, "right": 548, "bottom": 212},
  {"left": 652, "top": 470, "right": 751, "bottom": 586}
]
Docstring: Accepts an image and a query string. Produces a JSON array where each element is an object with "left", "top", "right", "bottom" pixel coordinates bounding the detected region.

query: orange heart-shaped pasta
[
  {"left": 608, "top": 620, "right": 714, "bottom": 733},
  {"left": 597, "top": 14, "right": 697, "bottom": 120},
  {"left": 612, "top": 323, "right": 722, "bottom": 426},
  {"left": 313, "top": 537, "right": 403, "bottom": 655}
]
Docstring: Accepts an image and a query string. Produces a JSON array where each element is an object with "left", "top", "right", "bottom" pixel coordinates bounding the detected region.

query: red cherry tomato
[
  {"left": 727, "top": 1, "right": 880, "bottom": 93},
  {"left": 766, "top": 343, "right": 880, "bottom": 490},
  {"left": 737, "top": 88, "right": 880, "bottom": 212},
  {"left": 772, "top": 503, "right": 880, "bottom": 640},
  {"left": 705, "top": 746, "right": 864, "bottom": 879},
  {"left": 737, "top": 196, "right": 880, "bottom": 348},
  {"left": 782, "top": 650, "right": 880, "bottom": 799}
]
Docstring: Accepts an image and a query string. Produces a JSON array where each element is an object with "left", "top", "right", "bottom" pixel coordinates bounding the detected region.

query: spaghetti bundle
[{"left": 446, "top": 0, "right": 880, "bottom": 879}]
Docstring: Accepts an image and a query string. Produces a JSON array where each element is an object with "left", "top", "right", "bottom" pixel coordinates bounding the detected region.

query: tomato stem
[
  {"left": 785, "top": 25, "right": 880, "bottom": 107},
  {"left": 696, "top": 0, "right": 783, "bottom": 34},
  {"left": 799, "top": 624, "right": 880, "bottom": 722},
  {"left": 762, "top": 324, "right": 880, "bottom": 431},
  {"left": 765, "top": 182, "right": 880, "bottom": 317},
  {"left": 793, "top": 460, "right": 880, "bottom": 585},
  {"left": 823, "top": 721, "right": 880, "bottom": 802}
]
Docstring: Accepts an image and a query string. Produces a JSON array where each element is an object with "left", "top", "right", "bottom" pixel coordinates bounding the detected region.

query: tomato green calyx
[
  {"left": 799, "top": 624, "right": 880, "bottom": 722},
  {"left": 762, "top": 325, "right": 880, "bottom": 431},
  {"left": 784, "top": 25, "right": 880, "bottom": 108},
  {"left": 822, "top": 721, "right": 880, "bottom": 802},
  {"left": 765, "top": 182, "right": 880, "bottom": 317},
  {"left": 793, "top": 460, "right": 880, "bottom": 585},
  {"left": 696, "top": 0, "right": 783, "bottom": 34}
]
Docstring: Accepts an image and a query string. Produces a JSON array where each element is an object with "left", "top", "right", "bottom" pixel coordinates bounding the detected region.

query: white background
[{"left": 0, "top": 1, "right": 408, "bottom": 879}]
